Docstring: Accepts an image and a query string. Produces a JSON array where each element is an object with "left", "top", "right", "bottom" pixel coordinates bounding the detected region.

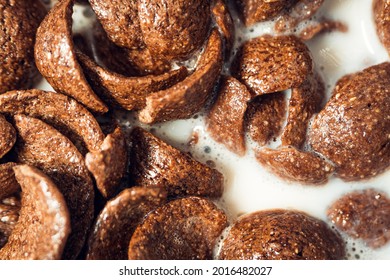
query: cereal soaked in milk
[{"left": 37, "top": 0, "right": 390, "bottom": 259}]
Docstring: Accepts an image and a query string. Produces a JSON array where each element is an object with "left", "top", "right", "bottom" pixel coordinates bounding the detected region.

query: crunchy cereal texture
[
  {"left": 327, "top": 189, "right": 390, "bottom": 249},
  {"left": 245, "top": 92, "right": 287, "bottom": 146},
  {"left": 13, "top": 114, "right": 94, "bottom": 259},
  {"left": 308, "top": 62, "right": 390, "bottom": 181},
  {"left": 0, "top": 0, "right": 46, "bottom": 93},
  {"left": 0, "top": 165, "right": 70, "bottom": 260},
  {"left": 212, "top": 0, "right": 235, "bottom": 55},
  {"left": 87, "top": 187, "right": 167, "bottom": 260},
  {"left": 85, "top": 127, "right": 128, "bottom": 198},
  {"left": 281, "top": 72, "right": 325, "bottom": 148},
  {"left": 77, "top": 51, "right": 188, "bottom": 111},
  {"left": 275, "top": 0, "right": 325, "bottom": 32},
  {"left": 373, "top": 0, "right": 390, "bottom": 55},
  {"left": 235, "top": 0, "right": 298, "bottom": 26},
  {"left": 0, "top": 195, "right": 20, "bottom": 249},
  {"left": 129, "top": 127, "right": 224, "bottom": 198},
  {"left": 34, "top": 0, "right": 107, "bottom": 113},
  {"left": 0, "top": 114, "right": 16, "bottom": 159},
  {"left": 128, "top": 196, "right": 228, "bottom": 260},
  {"left": 219, "top": 209, "right": 345, "bottom": 260},
  {"left": 0, "top": 163, "right": 18, "bottom": 201},
  {"left": 233, "top": 35, "right": 313, "bottom": 95},
  {"left": 139, "top": 29, "right": 223, "bottom": 124},
  {"left": 207, "top": 76, "right": 252, "bottom": 156},
  {"left": 0, "top": 90, "right": 105, "bottom": 154},
  {"left": 256, "top": 147, "right": 334, "bottom": 185},
  {"left": 139, "top": 0, "right": 211, "bottom": 60}
]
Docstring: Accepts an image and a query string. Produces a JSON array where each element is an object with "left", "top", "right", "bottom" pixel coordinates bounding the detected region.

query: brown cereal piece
[
  {"left": 139, "top": 0, "right": 211, "bottom": 61},
  {"left": 308, "top": 62, "right": 390, "bottom": 181},
  {"left": 0, "top": 163, "right": 18, "bottom": 200},
  {"left": 0, "top": 165, "right": 70, "bottom": 260},
  {"left": 85, "top": 127, "right": 127, "bottom": 198},
  {"left": 129, "top": 127, "right": 224, "bottom": 198},
  {"left": 212, "top": 0, "right": 235, "bottom": 55},
  {"left": 0, "top": 195, "right": 20, "bottom": 249},
  {"left": 13, "top": 115, "right": 94, "bottom": 259},
  {"left": 34, "top": 0, "right": 108, "bottom": 113},
  {"left": 219, "top": 209, "right": 345, "bottom": 260},
  {"left": 281, "top": 72, "right": 325, "bottom": 148},
  {"left": 89, "top": 0, "right": 143, "bottom": 50},
  {"left": 87, "top": 187, "right": 167, "bottom": 260},
  {"left": 275, "top": 0, "right": 325, "bottom": 33},
  {"left": 233, "top": 35, "right": 313, "bottom": 95},
  {"left": 235, "top": 0, "right": 298, "bottom": 26},
  {"left": 374, "top": 0, "right": 390, "bottom": 55},
  {"left": 0, "top": 0, "right": 46, "bottom": 93},
  {"left": 0, "top": 90, "right": 105, "bottom": 154},
  {"left": 128, "top": 196, "right": 228, "bottom": 260},
  {"left": 207, "top": 76, "right": 252, "bottom": 156},
  {"left": 139, "top": 29, "right": 223, "bottom": 124},
  {"left": 77, "top": 51, "right": 188, "bottom": 111},
  {"left": 0, "top": 114, "right": 16, "bottom": 159},
  {"left": 124, "top": 47, "right": 172, "bottom": 76},
  {"left": 256, "top": 147, "right": 334, "bottom": 184},
  {"left": 299, "top": 19, "right": 348, "bottom": 41},
  {"left": 327, "top": 189, "right": 390, "bottom": 249},
  {"left": 245, "top": 92, "right": 287, "bottom": 146}
]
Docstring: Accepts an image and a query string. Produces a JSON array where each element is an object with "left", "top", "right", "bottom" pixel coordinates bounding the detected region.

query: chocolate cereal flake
[
  {"left": 256, "top": 147, "right": 334, "bottom": 184},
  {"left": 0, "top": 0, "right": 46, "bottom": 93},
  {"left": 212, "top": 0, "right": 235, "bottom": 55},
  {"left": 373, "top": 0, "right": 390, "bottom": 55},
  {"left": 327, "top": 189, "right": 390, "bottom": 249},
  {"left": 13, "top": 115, "right": 94, "bottom": 259},
  {"left": 245, "top": 92, "right": 287, "bottom": 146},
  {"left": 0, "top": 165, "right": 70, "bottom": 260},
  {"left": 129, "top": 127, "right": 224, "bottom": 198},
  {"left": 308, "top": 62, "right": 390, "bottom": 181},
  {"left": 0, "top": 195, "right": 20, "bottom": 249},
  {"left": 139, "top": 29, "right": 223, "bottom": 124},
  {"left": 128, "top": 196, "right": 228, "bottom": 260},
  {"left": 34, "top": 0, "right": 108, "bottom": 113},
  {"left": 207, "top": 76, "right": 252, "bottom": 156},
  {"left": 0, "top": 163, "right": 18, "bottom": 200},
  {"left": 87, "top": 187, "right": 167, "bottom": 260},
  {"left": 0, "top": 114, "right": 16, "bottom": 159},
  {"left": 233, "top": 35, "right": 313, "bottom": 95},
  {"left": 219, "top": 209, "right": 345, "bottom": 260}
]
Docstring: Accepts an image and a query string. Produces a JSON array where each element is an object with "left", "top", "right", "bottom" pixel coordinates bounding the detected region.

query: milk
[{"left": 36, "top": 0, "right": 390, "bottom": 260}]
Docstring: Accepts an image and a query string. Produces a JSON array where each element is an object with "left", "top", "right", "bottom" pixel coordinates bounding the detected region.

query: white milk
[{"left": 36, "top": 0, "right": 390, "bottom": 259}]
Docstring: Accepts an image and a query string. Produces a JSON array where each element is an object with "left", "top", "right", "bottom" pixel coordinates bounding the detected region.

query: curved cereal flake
[
  {"left": 212, "top": 0, "right": 235, "bottom": 57},
  {"left": 219, "top": 209, "right": 345, "bottom": 260},
  {"left": 327, "top": 189, "right": 390, "bottom": 249},
  {"left": 139, "top": 0, "right": 211, "bottom": 60},
  {"left": 77, "top": 51, "right": 189, "bottom": 111},
  {"left": 0, "top": 195, "right": 20, "bottom": 249},
  {"left": 13, "top": 114, "right": 94, "bottom": 259},
  {"left": 0, "top": 90, "right": 105, "bottom": 153},
  {"left": 245, "top": 92, "right": 287, "bottom": 146},
  {"left": 0, "top": 114, "right": 16, "bottom": 159},
  {"left": 129, "top": 127, "right": 224, "bottom": 198},
  {"left": 233, "top": 35, "right": 313, "bottom": 95},
  {"left": 308, "top": 63, "right": 390, "bottom": 181},
  {"left": 128, "top": 196, "right": 228, "bottom": 260},
  {"left": 374, "top": 0, "right": 390, "bottom": 55},
  {"left": 281, "top": 72, "right": 325, "bottom": 148},
  {"left": 207, "top": 76, "right": 252, "bottom": 156},
  {"left": 0, "top": 0, "right": 46, "bottom": 93},
  {"left": 86, "top": 187, "right": 167, "bottom": 260},
  {"left": 256, "top": 147, "right": 334, "bottom": 185},
  {"left": 139, "top": 29, "right": 223, "bottom": 124},
  {"left": 0, "top": 165, "right": 70, "bottom": 260},
  {"left": 85, "top": 127, "right": 128, "bottom": 198},
  {"left": 0, "top": 163, "right": 19, "bottom": 200},
  {"left": 34, "top": 0, "right": 108, "bottom": 113}
]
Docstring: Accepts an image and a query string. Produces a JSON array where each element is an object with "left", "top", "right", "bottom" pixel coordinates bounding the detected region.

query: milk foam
[{"left": 35, "top": 0, "right": 390, "bottom": 260}]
